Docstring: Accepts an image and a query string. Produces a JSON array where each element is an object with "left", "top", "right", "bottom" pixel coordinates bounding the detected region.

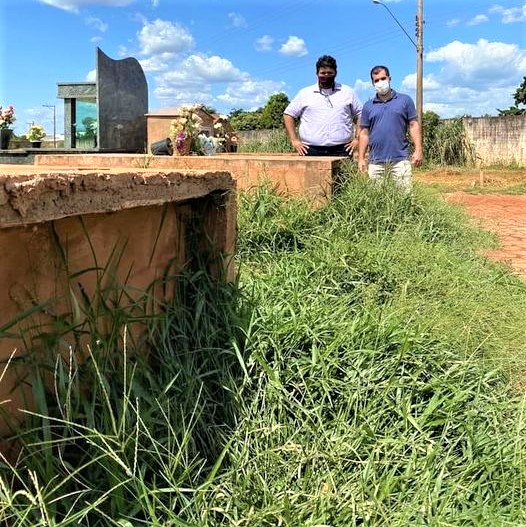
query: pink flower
[
  {"left": 175, "top": 131, "right": 188, "bottom": 148},
  {"left": 0, "top": 104, "right": 16, "bottom": 130}
]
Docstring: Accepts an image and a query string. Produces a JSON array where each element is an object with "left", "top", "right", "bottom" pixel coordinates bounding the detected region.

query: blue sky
[{"left": 1, "top": 0, "right": 525, "bottom": 137}]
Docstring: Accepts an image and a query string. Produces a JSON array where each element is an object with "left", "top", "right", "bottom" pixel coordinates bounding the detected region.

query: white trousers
[{"left": 368, "top": 160, "right": 412, "bottom": 190}]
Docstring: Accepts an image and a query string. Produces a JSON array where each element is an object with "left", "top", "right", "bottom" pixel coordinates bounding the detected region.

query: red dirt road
[{"left": 444, "top": 192, "right": 526, "bottom": 278}]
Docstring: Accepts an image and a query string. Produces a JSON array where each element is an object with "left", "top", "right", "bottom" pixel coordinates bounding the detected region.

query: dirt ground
[
  {"left": 416, "top": 167, "right": 526, "bottom": 278},
  {"left": 415, "top": 167, "right": 526, "bottom": 192}
]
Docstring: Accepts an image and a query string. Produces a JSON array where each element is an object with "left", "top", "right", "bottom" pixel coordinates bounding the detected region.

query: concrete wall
[
  {"left": 462, "top": 115, "right": 526, "bottom": 166},
  {"left": 146, "top": 114, "right": 177, "bottom": 151},
  {"left": 0, "top": 165, "right": 236, "bottom": 439},
  {"left": 236, "top": 116, "right": 526, "bottom": 167}
]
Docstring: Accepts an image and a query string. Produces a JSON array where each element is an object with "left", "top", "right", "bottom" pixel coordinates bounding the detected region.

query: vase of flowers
[
  {"left": 27, "top": 124, "right": 46, "bottom": 148},
  {"left": 0, "top": 104, "right": 16, "bottom": 149},
  {"left": 169, "top": 105, "right": 203, "bottom": 156}
]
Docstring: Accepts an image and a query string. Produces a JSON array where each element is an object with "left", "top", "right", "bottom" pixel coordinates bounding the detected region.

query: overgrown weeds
[
  {"left": 423, "top": 113, "right": 476, "bottom": 167},
  {"left": 1, "top": 174, "right": 526, "bottom": 525},
  {"left": 238, "top": 129, "right": 294, "bottom": 153}
]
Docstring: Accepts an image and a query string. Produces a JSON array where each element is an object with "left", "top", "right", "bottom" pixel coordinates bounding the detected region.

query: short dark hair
[
  {"left": 370, "top": 65, "right": 390, "bottom": 80},
  {"left": 316, "top": 55, "right": 337, "bottom": 72}
]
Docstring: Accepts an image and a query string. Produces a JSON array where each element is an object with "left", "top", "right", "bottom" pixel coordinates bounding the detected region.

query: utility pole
[
  {"left": 373, "top": 0, "right": 424, "bottom": 130},
  {"left": 416, "top": 0, "right": 424, "bottom": 131}
]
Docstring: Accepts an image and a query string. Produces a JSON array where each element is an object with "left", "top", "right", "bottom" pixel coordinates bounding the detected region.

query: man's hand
[
  {"left": 411, "top": 150, "right": 423, "bottom": 167},
  {"left": 292, "top": 139, "right": 309, "bottom": 156},
  {"left": 345, "top": 138, "right": 358, "bottom": 155}
]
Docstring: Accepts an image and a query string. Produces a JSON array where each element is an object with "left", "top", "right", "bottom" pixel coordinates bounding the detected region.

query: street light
[
  {"left": 43, "top": 104, "right": 56, "bottom": 148},
  {"left": 372, "top": 0, "right": 424, "bottom": 130},
  {"left": 372, "top": 0, "right": 416, "bottom": 46}
]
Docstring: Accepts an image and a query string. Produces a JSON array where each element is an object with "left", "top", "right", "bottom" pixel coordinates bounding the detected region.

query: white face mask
[{"left": 374, "top": 79, "right": 390, "bottom": 95}]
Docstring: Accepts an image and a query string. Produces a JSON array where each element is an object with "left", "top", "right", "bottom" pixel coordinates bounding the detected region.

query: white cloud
[
  {"left": 132, "top": 13, "right": 287, "bottom": 114},
  {"left": 421, "top": 39, "right": 526, "bottom": 117},
  {"left": 85, "top": 69, "right": 96, "bottom": 82},
  {"left": 255, "top": 35, "right": 274, "bottom": 52},
  {"left": 227, "top": 12, "right": 247, "bottom": 28},
  {"left": 152, "top": 54, "right": 248, "bottom": 107},
  {"left": 400, "top": 73, "right": 441, "bottom": 92},
  {"left": 489, "top": 4, "right": 526, "bottom": 23},
  {"left": 356, "top": 38, "right": 525, "bottom": 118},
  {"left": 421, "top": 84, "right": 515, "bottom": 118},
  {"left": 117, "top": 45, "right": 129, "bottom": 58},
  {"left": 154, "top": 85, "right": 214, "bottom": 107},
  {"left": 85, "top": 16, "right": 108, "bottom": 32},
  {"left": 137, "top": 19, "right": 194, "bottom": 56},
  {"left": 446, "top": 18, "right": 460, "bottom": 28},
  {"left": 151, "top": 52, "right": 286, "bottom": 112},
  {"left": 354, "top": 79, "right": 372, "bottom": 92},
  {"left": 36, "top": 0, "right": 133, "bottom": 13},
  {"left": 466, "top": 14, "right": 488, "bottom": 26},
  {"left": 217, "top": 79, "right": 287, "bottom": 110},
  {"left": 354, "top": 79, "right": 375, "bottom": 103},
  {"left": 279, "top": 36, "right": 308, "bottom": 57},
  {"left": 139, "top": 53, "right": 175, "bottom": 73},
  {"left": 181, "top": 55, "right": 247, "bottom": 83},
  {"left": 426, "top": 39, "right": 526, "bottom": 87}
]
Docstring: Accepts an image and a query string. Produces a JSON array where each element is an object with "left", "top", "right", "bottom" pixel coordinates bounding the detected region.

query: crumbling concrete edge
[{"left": 0, "top": 170, "right": 234, "bottom": 228}]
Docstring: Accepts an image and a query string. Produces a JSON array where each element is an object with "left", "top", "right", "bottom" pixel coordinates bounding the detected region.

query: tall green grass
[
  {"left": 238, "top": 129, "right": 294, "bottom": 153},
  {"left": 1, "top": 169, "right": 526, "bottom": 525},
  {"left": 422, "top": 114, "right": 476, "bottom": 167}
]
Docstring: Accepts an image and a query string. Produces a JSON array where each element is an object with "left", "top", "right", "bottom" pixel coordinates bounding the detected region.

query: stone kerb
[{"left": 0, "top": 165, "right": 236, "bottom": 439}]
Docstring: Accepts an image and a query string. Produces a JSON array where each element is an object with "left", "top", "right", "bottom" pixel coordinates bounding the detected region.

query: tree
[
  {"left": 513, "top": 76, "right": 526, "bottom": 106},
  {"left": 496, "top": 106, "right": 526, "bottom": 116},
  {"left": 228, "top": 108, "right": 264, "bottom": 130},
  {"left": 260, "top": 93, "right": 290, "bottom": 129},
  {"left": 227, "top": 93, "right": 290, "bottom": 131},
  {"left": 497, "top": 77, "right": 526, "bottom": 115},
  {"left": 422, "top": 110, "right": 440, "bottom": 159},
  {"left": 201, "top": 105, "right": 217, "bottom": 115}
]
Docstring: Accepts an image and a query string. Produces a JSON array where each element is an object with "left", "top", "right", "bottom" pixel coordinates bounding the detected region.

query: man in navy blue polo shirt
[
  {"left": 358, "top": 65, "right": 422, "bottom": 189},
  {"left": 283, "top": 55, "right": 363, "bottom": 157}
]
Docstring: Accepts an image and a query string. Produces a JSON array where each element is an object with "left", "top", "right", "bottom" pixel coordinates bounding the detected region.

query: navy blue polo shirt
[{"left": 360, "top": 90, "right": 417, "bottom": 163}]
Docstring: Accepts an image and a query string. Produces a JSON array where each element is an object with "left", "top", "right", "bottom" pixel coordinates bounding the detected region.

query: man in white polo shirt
[{"left": 283, "top": 55, "right": 363, "bottom": 156}]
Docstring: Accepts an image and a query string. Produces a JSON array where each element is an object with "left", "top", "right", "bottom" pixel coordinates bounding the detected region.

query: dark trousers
[{"left": 305, "top": 143, "right": 349, "bottom": 156}]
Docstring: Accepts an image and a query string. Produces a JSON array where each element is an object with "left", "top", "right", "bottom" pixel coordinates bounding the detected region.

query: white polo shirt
[{"left": 284, "top": 82, "right": 363, "bottom": 146}]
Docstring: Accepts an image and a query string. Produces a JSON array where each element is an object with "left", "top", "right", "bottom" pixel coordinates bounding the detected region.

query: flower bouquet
[
  {"left": 169, "top": 105, "right": 203, "bottom": 155},
  {"left": 27, "top": 124, "right": 46, "bottom": 141},
  {"left": 0, "top": 104, "right": 15, "bottom": 149},
  {"left": 0, "top": 105, "right": 15, "bottom": 130}
]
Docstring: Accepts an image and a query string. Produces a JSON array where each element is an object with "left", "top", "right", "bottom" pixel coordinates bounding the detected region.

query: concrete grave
[{"left": 0, "top": 164, "right": 236, "bottom": 440}]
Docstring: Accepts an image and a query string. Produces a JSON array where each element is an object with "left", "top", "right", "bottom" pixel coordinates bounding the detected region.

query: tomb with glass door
[{"left": 57, "top": 47, "right": 148, "bottom": 152}]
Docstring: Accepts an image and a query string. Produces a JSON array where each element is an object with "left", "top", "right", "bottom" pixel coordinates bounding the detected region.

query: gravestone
[{"left": 57, "top": 47, "right": 148, "bottom": 152}]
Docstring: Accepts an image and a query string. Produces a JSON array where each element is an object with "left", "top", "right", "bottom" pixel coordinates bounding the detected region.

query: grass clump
[
  {"left": 238, "top": 129, "right": 294, "bottom": 153},
  {"left": 1, "top": 171, "right": 526, "bottom": 525}
]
